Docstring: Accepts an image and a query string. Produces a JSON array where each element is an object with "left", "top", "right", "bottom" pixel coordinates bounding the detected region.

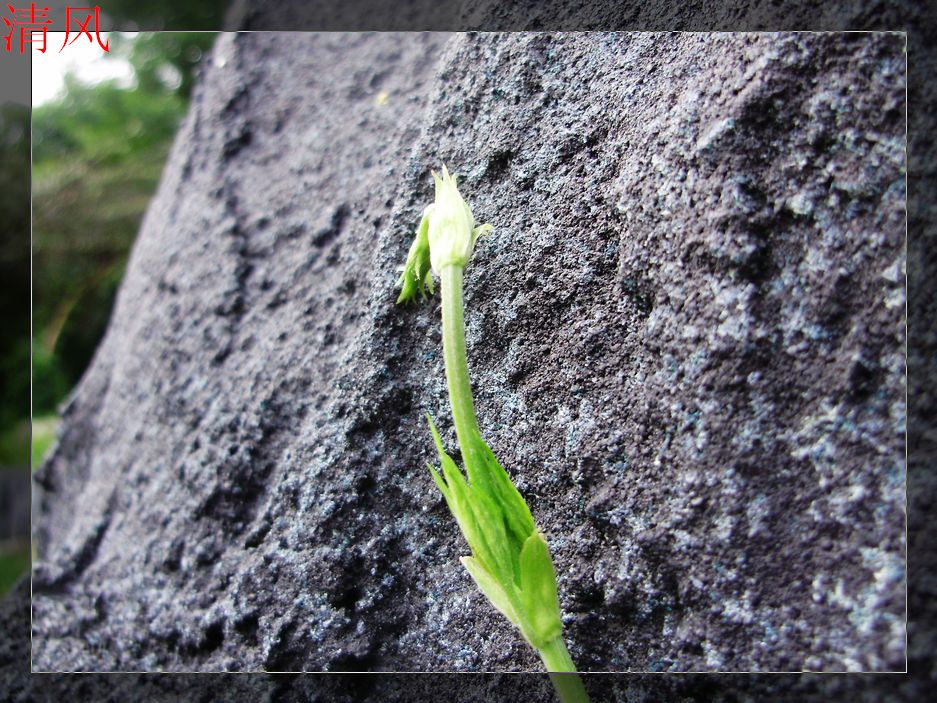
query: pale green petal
[
  {"left": 461, "top": 556, "right": 522, "bottom": 629},
  {"left": 518, "top": 532, "right": 563, "bottom": 648}
]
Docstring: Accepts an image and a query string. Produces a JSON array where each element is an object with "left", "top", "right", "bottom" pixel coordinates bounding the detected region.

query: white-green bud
[{"left": 427, "top": 166, "right": 491, "bottom": 273}]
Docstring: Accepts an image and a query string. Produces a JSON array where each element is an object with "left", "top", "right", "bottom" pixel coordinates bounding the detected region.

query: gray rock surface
[
  {"left": 0, "top": 579, "right": 927, "bottom": 702},
  {"left": 31, "top": 32, "right": 905, "bottom": 672}
]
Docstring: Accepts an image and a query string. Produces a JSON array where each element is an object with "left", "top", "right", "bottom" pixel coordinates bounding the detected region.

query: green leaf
[
  {"left": 466, "top": 482, "right": 516, "bottom": 585},
  {"left": 518, "top": 532, "right": 563, "bottom": 649},
  {"left": 470, "top": 437, "right": 535, "bottom": 545},
  {"left": 439, "top": 455, "right": 488, "bottom": 568},
  {"left": 396, "top": 208, "right": 434, "bottom": 304},
  {"left": 426, "top": 418, "right": 489, "bottom": 571},
  {"left": 426, "top": 414, "right": 449, "bottom": 460},
  {"left": 423, "top": 417, "right": 569, "bottom": 664},
  {"left": 428, "top": 464, "right": 451, "bottom": 502},
  {"left": 471, "top": 223, "right": 493, "bottom": 246},
  {"left": 459, "top": 437, "right": 495, "bottom": 520},
  {"left": 460, "top": 556, "right": 522, "bottom": 629}
]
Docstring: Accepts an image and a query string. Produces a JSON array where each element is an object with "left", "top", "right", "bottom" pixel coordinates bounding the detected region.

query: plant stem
[
  {"left": 539, "top": 638, "right": 590, "bottom": 703},
  {"left": 440, "top": 265, "right": 482, "bottom": 462},
  {"left": 439, "top": 263, "right": 590, "bottom": 703}
]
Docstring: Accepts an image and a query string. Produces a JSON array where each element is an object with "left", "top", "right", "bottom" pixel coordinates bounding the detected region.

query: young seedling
[{"left": 397, "top": 166, "right": 589, "bottom": 703}]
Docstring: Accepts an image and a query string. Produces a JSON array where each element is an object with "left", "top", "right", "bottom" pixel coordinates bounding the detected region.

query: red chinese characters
[
  {"left": 61, "top": 6, "right": 108, "bottom": 52},
  {"left": 2, "top": 3, "right": 108, "bottom": 54},
  {"left": 3, "top": 3, "right": 52, "bottom": 53}
]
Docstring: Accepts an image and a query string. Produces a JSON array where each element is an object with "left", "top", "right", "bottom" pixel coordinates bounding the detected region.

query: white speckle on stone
[
  {"left": 696, "top": 118, "right": 735, "bottom": 151},
  {"left": 789, "top": 191, "right": 814, "bottom": 216},
  {"left": 212, "top": 33, "right": 236, "bottom": 69},
  {"left": 881, "top": 256, "right": 904, "bottom": 283},
  {"left": 884, "top": 288, "right": 905, "bottom": 309},
  {"left": 746, "top": 494, "right": 770, "bottom": 537},
  {"left": 673, "top": 529, "right": 701, "bottom": 550},
  {"left": 703, "top": 640, "right": 725, "bottom": 668},
  {"left": 722, "top": 595, "right": 754, "bottom": 625},
  {"left": 713, "top": 513, "right": 735, "bottom": 541}
]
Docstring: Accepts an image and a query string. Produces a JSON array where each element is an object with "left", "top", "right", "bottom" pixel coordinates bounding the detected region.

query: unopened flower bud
[{"left": 427, "top": 166, "right": 488, "bottom": 273}]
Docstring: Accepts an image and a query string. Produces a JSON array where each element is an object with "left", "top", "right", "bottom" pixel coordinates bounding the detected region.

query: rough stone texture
[
  {"left": 228, "top": 0, "right": 926, "bottom": 33},
  {"left": 3, "top": 578, "right": 933, "bottom": 701},
  {"left": 31, "top": 32, "right": 906, "bottom": 672}
]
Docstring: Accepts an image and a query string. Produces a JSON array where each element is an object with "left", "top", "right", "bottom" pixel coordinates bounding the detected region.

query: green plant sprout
[{"left": 397, "top": 166, "right": 589, "bottom": 703}]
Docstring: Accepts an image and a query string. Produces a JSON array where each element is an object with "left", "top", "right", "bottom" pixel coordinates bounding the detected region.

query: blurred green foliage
[
  {"left": 31, "top": 416, "right": 60, "bottom": 469},
  {"left": 115, "top": 31, "right": 214, "bottom": 98},
  {"left": 0, "top": 544, "right": 30, "bottom": 596},
  {"left": 31, "top": 32, "right": 215, "bottom": 423}
]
